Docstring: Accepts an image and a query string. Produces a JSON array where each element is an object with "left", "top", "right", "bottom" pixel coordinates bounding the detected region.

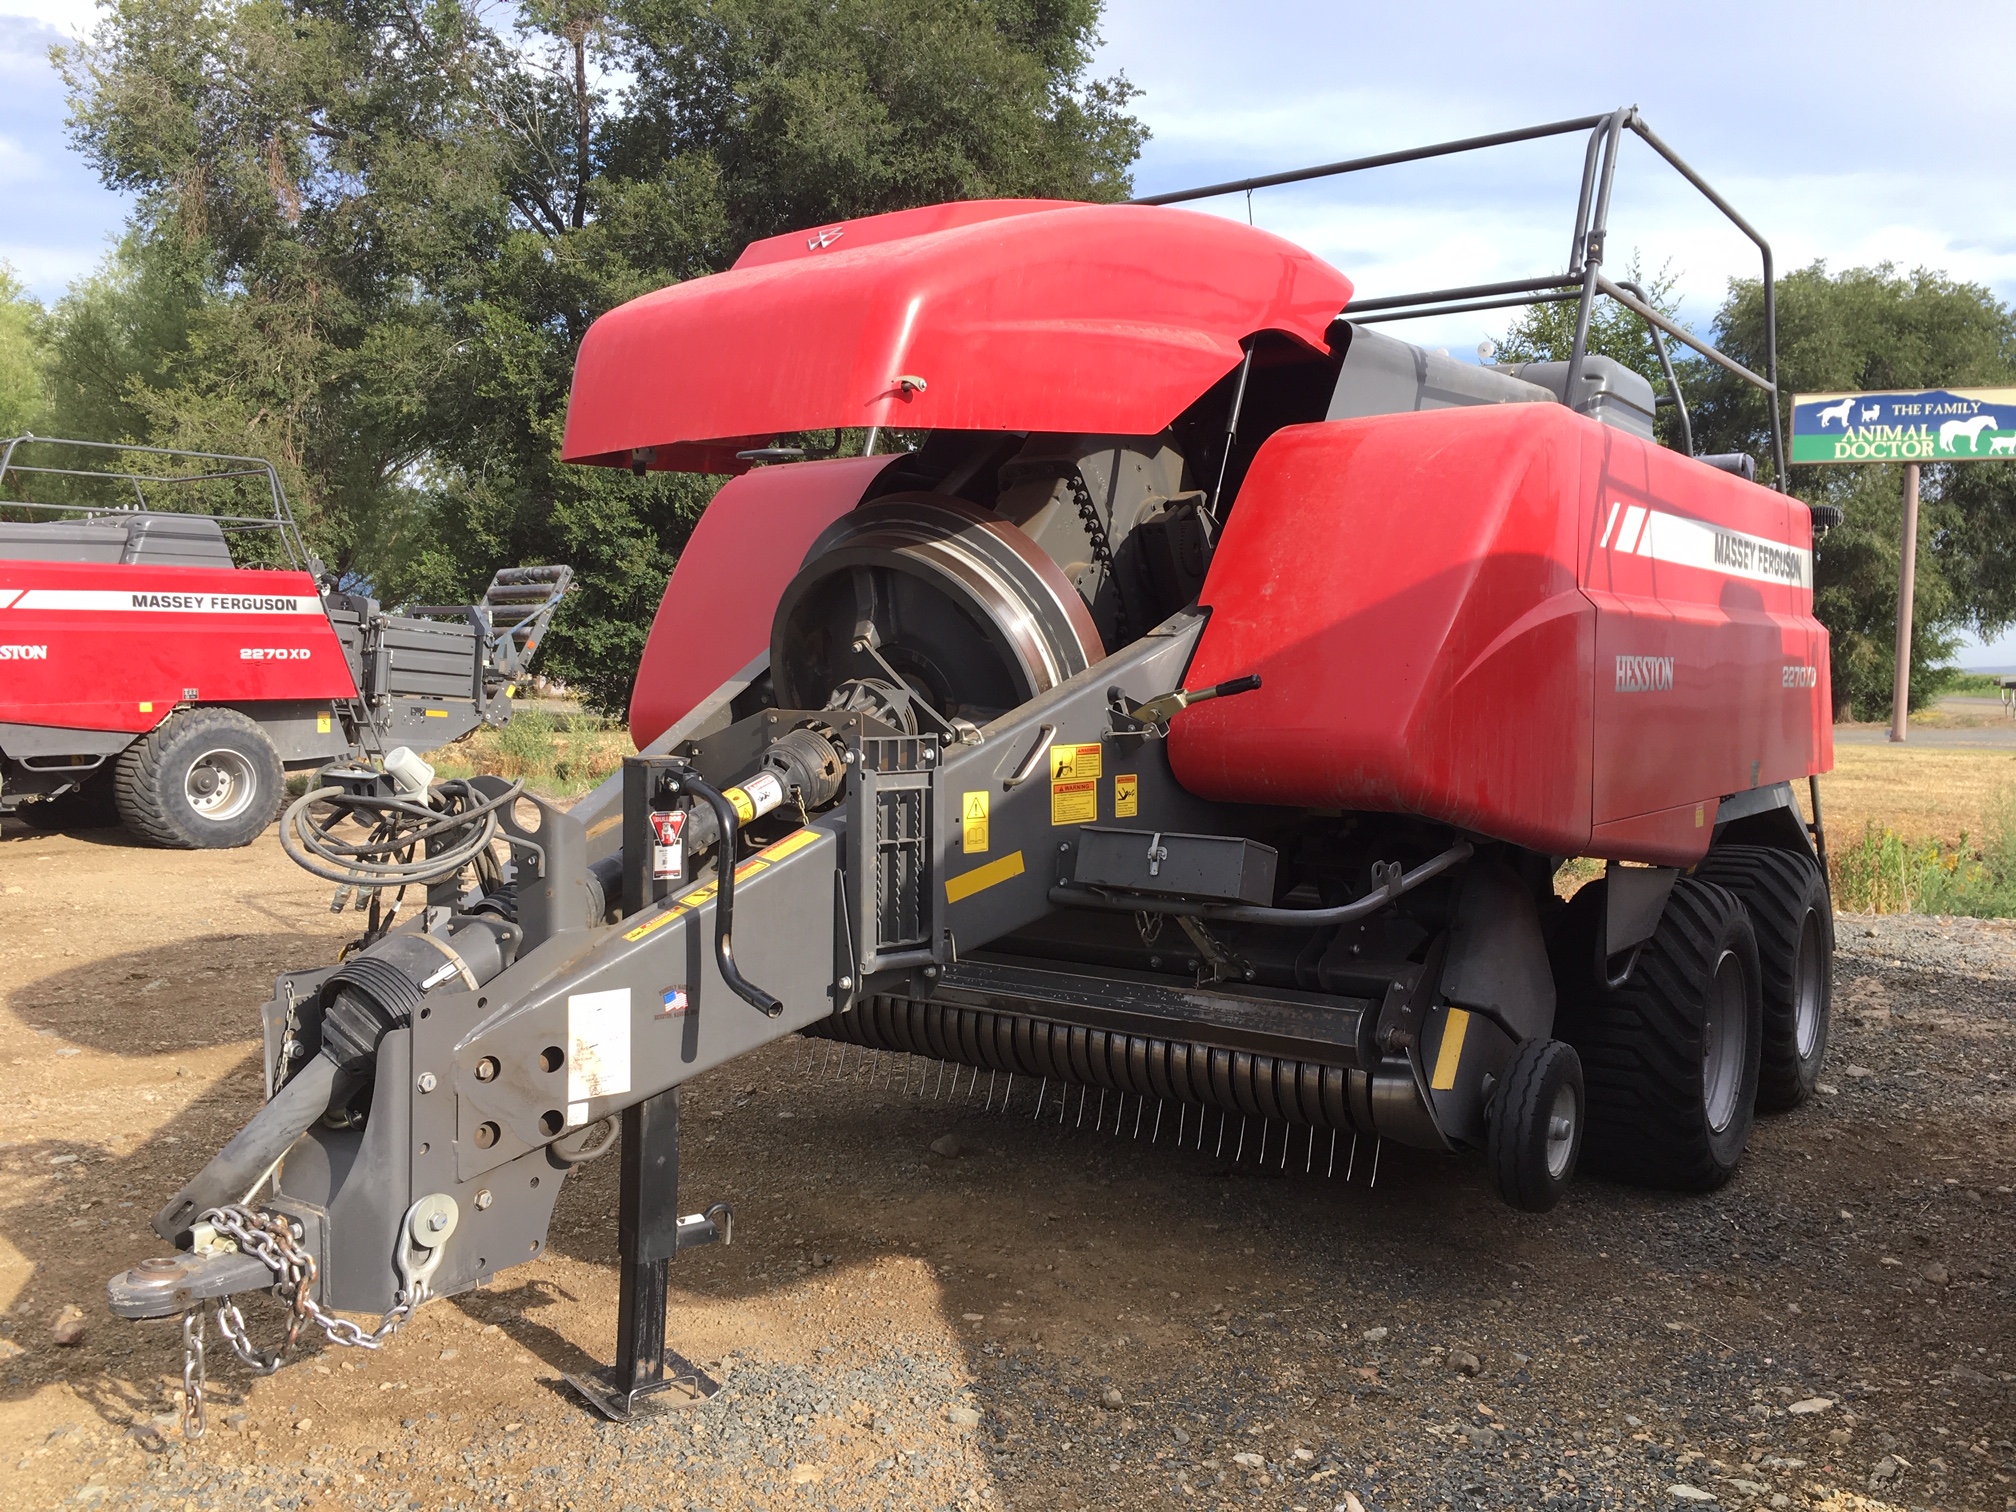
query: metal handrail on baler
[
  {"left": 0, "top": 434, "right": 316, "bottom": 568},
  {"left": 1134, "top": 107, "right": 1787, "bottom": 487}
]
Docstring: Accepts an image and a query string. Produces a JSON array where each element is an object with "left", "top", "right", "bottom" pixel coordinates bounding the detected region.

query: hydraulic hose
[
  {"left": 1049, "top": 841, "right": 1474, "bottom": 927},
  {"left": 279, "top": 778, "right": 521, "bottom": 889}
]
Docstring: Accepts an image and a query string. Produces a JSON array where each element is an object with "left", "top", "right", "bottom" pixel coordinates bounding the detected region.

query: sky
[{"left": 4, "top": 0, "right": 2015, "bottom": 659}]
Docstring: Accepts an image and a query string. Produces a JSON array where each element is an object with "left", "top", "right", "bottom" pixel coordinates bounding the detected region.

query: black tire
[
  {"left": 114, "top": 708, "right": 284, "bottom": 849},
  {"left": 17, "top": 770, "right": 124, "bottom": 832},
  {"left": 1554, "top": 876, "right": 1763, "bottom": 1191},
  {"left": 1693, "top": 844, "right": 1832, "bottom": 1112},
  {"left": 1486, "top": 1038, "right": 1584, "bottom": 1212}
]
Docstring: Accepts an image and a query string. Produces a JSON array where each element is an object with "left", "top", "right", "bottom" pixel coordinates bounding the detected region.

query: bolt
[
  {"left": 837, "top": 976, "right": 853, "bottom": 991},
  {"left": 476, "top": 1057, "right": 499, "bottom": 1082},
  {"left": 427, "top": 1212, "right": 449, "bottom": 1232},
  {"left": 923, "top": 965, "right": 939, "bottom": 979},
  {"left": 1058, "top": 842, "right": 1071, "bottom": 853},
  {"left": 417, "top": 1072, "right": 438, "bottom": 1093},
  {"left": 474, "top": 1190, "right": 494, "bottom": 1211}
]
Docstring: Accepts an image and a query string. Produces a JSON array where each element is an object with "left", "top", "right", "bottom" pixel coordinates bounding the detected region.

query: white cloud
[{"left": 0, "top": 0, "right": 97, "bottom": 37}]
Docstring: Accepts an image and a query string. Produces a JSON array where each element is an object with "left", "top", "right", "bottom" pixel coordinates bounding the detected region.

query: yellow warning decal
[
  {"left": 1048, "top": 743, "right": 1102, "bottom": 782},
  {"left": 316, "top": 711, "right": 332, "bottom": 734},
  {"left": 1050, "top": 778, "right": 1097, "bottom": 826},
  {"left": 759, "top": 828, "right": 820, "bottom": 862},
  {"left": 138, "top": 702, "right": 153, "bottom": 713},
  {"left": 619, "top": 834, "right": 816, "bottom": 943},
  {"left": 425, "top": 709, "right": 449, "bottom": 718},
  {"left": 726, "top": 786, "right": 758, "bottom": 823},
  {"left": 1430, "top": 1008, "right": 1471, "bottom": 1091},
  {"left": 1694, "top": 802, "right": 1705, "bottom": 828},
  {"left": 946, "top": 849, "right": 1025, "bottom": 904},
  {"left": 961, "top": 790, "right": 990, "bottom": 854},
  {"left": 1114, "top": 773, "right": 1138, "bottom": 819}
]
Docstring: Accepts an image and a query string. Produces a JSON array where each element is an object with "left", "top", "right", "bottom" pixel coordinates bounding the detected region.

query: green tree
[
  {"left": 56, "top": 0, "right": 1144, "bottom": 712},
  {"left": 1689, "top": 263, "right": 2016, "bottom": 720},
  {"left": 0, "top": 265, "right": 47, "bottom": 437},
  {"left": 1492, "top": 259, "right": 1690, "bottom": 450}
]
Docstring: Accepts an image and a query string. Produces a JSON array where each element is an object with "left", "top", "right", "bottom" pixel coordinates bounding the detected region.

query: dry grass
[
  {"left": 1801, "top": 745, "right": 2016, "bottom": 850},
  {"left": 425, "top": 706, "right": 632, "bottom": 799}
]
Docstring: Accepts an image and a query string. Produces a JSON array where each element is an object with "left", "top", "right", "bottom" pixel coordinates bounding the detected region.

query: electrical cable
[{"left": 278, "top": 778, "right": 522, "bottom": 889}]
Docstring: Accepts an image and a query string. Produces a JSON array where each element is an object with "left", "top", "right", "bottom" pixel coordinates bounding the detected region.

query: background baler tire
[
  {"left": 114, "top": 708, "right": 283, "bottom": 850},
  {"left": 1693, "top": 844, "right": 1832, "bottom": 1111},
  {"left": 1553, "top": 876, "right": 1763, "bottom": 1191}
]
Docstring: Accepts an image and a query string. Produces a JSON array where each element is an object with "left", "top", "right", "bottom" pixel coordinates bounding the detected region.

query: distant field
[{"left": 1806, "top": 743, "right": 2016, "bottom": 849}]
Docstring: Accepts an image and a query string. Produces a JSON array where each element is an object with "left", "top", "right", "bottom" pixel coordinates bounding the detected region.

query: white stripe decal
[
  {"left": 6, "top": 589, "right": 323, "bottom": 614},
  {"left": 1607, "top": 505, "right": 1811, "bottom": 589}
]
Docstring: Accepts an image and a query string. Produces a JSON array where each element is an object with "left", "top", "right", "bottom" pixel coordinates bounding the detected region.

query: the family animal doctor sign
[{"left": 1790, "top": 386, "right": 2016, "bottom": 741}]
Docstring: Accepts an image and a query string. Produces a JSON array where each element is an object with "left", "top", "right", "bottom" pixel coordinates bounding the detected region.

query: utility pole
[{"left": 1889, "top": 461, "right": 1920, "bottom": 743}]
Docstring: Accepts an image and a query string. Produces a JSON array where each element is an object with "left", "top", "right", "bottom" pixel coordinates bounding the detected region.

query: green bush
[{"left": 1829, "top": 792, "right": 2016, "bottom": 917}]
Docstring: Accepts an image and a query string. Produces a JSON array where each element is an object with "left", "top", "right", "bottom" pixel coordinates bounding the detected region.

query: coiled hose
[{"left": 278, "top": 778, "right": 522, "bottom": 889}]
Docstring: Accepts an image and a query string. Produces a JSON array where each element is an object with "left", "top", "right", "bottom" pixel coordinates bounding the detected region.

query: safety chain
[
  {"left": 1066, "top": 468, "right": 1130, "bottom": 645},
  {"left": 176, "top": 1204, "right": 428, "bottom": 1439}
]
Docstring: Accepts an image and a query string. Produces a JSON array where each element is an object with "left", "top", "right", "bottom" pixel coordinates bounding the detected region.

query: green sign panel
[{"left": 1790, "top": 387, "right": 2016, "bottom": 464}]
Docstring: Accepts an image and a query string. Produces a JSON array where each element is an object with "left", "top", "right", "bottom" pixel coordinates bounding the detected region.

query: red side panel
[
  {"left": 563, "top": 201, "right": 1352, "bottom": 473},
  {"left": 1170, "top": 405, "right": 1595, "bottom": 856},
  {"left": 627, "top": 454, "right": 898, "bottom": 748},
  {"left": 0, "top": 563, "right": 357, "bottom": 734},
  {"left": 1169, "top": 404, "right": 1830, "bottom": 866}
]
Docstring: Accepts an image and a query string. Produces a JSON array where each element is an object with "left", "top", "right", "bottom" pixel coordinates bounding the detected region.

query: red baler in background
[{"left": 0, "top": 437, "right": 570, "bottom": 847}]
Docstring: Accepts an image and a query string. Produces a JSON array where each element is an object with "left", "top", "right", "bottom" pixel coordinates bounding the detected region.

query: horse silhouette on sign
[{"left": 1940, "top": 414, "right": 2000, "bottom": 453}]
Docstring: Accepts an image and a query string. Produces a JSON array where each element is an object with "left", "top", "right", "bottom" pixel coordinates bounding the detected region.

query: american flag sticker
[{"left": 659, "top": 987, "right": 690, "bottom": 1017}]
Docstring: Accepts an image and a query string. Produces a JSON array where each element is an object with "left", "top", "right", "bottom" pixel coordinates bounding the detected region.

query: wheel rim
[
  {"left": 185, "top": 747, "right": 258, "bottom": 823},
  {"left": 1702, "top": 947, "right": 1747, "bottom": 1133},
  {"left": 1793, "top": 908, "right": 1825, "bottom": 1060},
  {"left": 1544, "top": 1083, "right": 1578, "bottom": 1180}
]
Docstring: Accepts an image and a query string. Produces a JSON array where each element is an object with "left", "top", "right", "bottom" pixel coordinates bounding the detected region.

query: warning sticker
[
  {"left": 315, "top": 710, "right": 332, "bottom": 735},
  {"left": 648, "top": 810, "right": 687, "bottom": 880},
  {"left": 1049, "top": 743, "right": 1102, "bottom": 782},
  {"left": 726, "top": 769, "right": 785, "bottom": 824},
  {"left": 1114, "top": 774, "right": 1138, "bottom": 818},
  {"left": 961, "top": 790, "right": 989, "bottom": 853},
  {"left": 1051, "top": 778, "right": 1098, "bottom": 826},
  {"left": 566, "top": 988, "right": 632, "bottom": 1125}
]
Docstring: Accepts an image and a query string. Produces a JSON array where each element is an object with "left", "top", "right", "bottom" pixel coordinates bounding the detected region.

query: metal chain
[
  {"left": 177, "top": 1203, "right": 429, "bottom": 1438},
  {"left": 1067, "top": 468, "right": 1130, "bottom": 644},
  {"left": 180, "top": 1307, "right": 206, "bottom": 1439}
]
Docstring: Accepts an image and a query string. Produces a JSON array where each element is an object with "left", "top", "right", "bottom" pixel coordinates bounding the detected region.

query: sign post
[{"left": 1790, "top": 387, "right": 2016, "bottom": 740}]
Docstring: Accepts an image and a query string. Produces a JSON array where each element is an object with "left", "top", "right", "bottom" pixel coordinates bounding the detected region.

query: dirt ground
[{"left": 3, "top": 814, "right": 2015, "bottom": 1512}]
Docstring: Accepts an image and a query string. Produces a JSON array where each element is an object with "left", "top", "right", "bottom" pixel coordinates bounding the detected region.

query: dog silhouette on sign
[
  {"left": 1815, "top": 397, "right": 1855, "bottom": 429},
  {"left": 1940, "top": 414, "right": 1999, "bottom": 453}
]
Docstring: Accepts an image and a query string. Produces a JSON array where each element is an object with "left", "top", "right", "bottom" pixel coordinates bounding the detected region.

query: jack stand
[{"left": 562, "top": 1086, "right": 731, "bottom": 1421}]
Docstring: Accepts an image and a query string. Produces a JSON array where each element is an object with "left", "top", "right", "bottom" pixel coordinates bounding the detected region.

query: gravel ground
[{"left": 4, "top": 826, "right": 2015, "bottom": 1512}]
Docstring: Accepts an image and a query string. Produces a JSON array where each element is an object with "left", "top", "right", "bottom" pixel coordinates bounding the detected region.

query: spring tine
[
  {"left": 868, "top": 1050, "right": 880, "bottom": 1084},
  {"left": 837, "top": 1044, "right": 849, "bottom": 1079},
  {"left": 1370, "top": 1138, "right": 1383, "bottom": 1188},
  {"left": 1304, "top": 1126, "right": 1314, "bottom": 1174},
  {"left": 1326, "top": 1128, "right": 1338, "bottom": 1179},
  {"left": 1096, "top": 1090, "right": 1107, "bottom": 1133},
  {"left": 1212, "top": 1109, "right": 1222, "bottom": 1156},
  {"left": 983, "top": 1070, "right": 998, "bottom": 1112},
  {"left": 821, "top": 1043, "right": 834, "bottom": 1078},
  {"left": 1060, "top": 1083, "right": 1069, "bottom": 1124},
  {"left": 1259, "top": 1120, "right": 1269, "bottom": 1165},
  {"left": 1346, "top": 1133, "right": 1359, "bottom": 1182},
  {"left": 1133, "top": 1095, "right": 1144, "bottom": 1139},
  {"left": 1033, "top": 1077, "right": 1047, "bottom": 1120},
  {"left": 1236, "top": 1117, "right": 1248, "bottom": 1163},
  {"left": 1176, "top": 1104, "right": 1187, "bottom": 1148},
  {"left": 1152, "top": 1100, "right": 1164, "bottom": 1144},
  {"left": 1281, "top": 1124, "right": 1291, "bottom": 1171},
  {"left": 1004, "top": 1073, "right": 1015, "bottom": 1113},
  {"left": 966, "top": 1067, "right": 980, "bottom": 1104}
]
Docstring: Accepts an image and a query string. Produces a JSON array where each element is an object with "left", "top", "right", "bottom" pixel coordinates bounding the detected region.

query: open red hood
[{"left": 561, "top": 199, "right": 1353, "bottom": 473}]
